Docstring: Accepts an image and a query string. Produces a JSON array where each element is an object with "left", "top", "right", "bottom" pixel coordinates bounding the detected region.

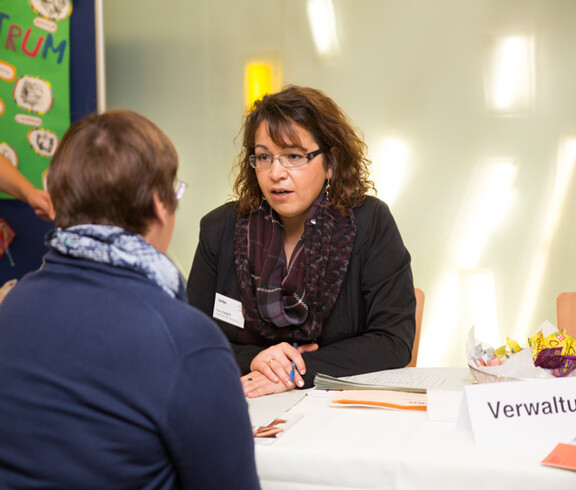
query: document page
[
  {"left": 315, "top": 367, "right": 473, "bottom": 393},
  {"left": 247, "top": 389, "right": 309, "bottom": 427}
]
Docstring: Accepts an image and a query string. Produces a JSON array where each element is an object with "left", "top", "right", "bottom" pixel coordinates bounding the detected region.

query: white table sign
[{"left": 464, "top": 376, "right": 576, "bottom": 445}]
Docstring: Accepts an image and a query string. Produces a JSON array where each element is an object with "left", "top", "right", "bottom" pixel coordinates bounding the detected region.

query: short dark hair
[
  {"left": 48, "top": 109, "right": 178, "bottom": 235},
  {"left": 233, "top": 85, "right": 375, "bottom": 216}
]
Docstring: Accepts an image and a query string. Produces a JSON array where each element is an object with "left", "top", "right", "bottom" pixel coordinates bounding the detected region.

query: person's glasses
[
  {"left": 174, "top": 179, "right": 188, "bottom": 200},
  {"left": 249, "top": 148, "right": 323, "bottom": 169}
]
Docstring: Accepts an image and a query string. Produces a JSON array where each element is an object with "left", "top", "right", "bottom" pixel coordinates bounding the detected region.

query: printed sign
[
  {"left": 0, "top": 0, "right": 71, "bottom": 197},
  {"left": 464, "top": 376, "right": 576, "bottom": 446}
]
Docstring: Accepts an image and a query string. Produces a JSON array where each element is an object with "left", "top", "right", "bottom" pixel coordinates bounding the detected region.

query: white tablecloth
[{"left": 249, "top": 370, "right": 576, "bottom": 490}]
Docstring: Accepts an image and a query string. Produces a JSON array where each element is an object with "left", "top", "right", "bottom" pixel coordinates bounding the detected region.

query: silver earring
[{"left": 325, "top": 179, "right": 331, "bottom": 201}]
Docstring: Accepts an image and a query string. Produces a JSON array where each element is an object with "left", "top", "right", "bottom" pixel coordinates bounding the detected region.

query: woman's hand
[
  {"left": 249, "top": 341, "right": 319, "bottom": 390},
  {"left": 241, "top": 371, "right": 292, "bottom": 398}
]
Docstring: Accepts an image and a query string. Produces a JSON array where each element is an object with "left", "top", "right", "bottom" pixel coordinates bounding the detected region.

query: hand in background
[
  {"left": 25, "top": 187, "right": 54, "bottom": 221},
  {"left": 0, "top": 154, "right": 54, "bottom": 221}
]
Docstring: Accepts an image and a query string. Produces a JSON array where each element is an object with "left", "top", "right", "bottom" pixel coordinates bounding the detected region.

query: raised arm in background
[{"left": 0, "top": 153, "right": 54, "bottom": 220}]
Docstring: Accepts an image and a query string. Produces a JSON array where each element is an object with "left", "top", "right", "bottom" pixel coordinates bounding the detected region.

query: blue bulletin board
[{"left": 0, "top": 0, "right": 101, "bottom": 282}]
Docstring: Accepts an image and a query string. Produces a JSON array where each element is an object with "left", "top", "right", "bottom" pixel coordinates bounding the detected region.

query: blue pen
[{"left": 290, "top": 342, "right": 298, "bottom": 382}]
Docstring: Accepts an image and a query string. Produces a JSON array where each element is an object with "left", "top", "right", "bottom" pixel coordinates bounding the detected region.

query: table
[{"left": 248, "top": 368, "right": 576, "bottom": 490}]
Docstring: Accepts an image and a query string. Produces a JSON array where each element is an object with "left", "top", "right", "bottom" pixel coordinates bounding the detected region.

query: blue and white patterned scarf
[{"left": 47, "top": 225, "right": 187, "bottom": 301}]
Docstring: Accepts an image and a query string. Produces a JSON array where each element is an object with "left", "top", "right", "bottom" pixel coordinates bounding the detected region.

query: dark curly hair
[{"left": 232, "top": 85, "right": 376, "bottom": 216}]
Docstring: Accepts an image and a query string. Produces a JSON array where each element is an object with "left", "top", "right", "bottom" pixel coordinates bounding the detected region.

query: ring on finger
[
  {"left": 247, "top": 377, "right": 254, "bottom": 383},
  {"left": 268, "top": 358, "right": 275, "bottom": 366}
]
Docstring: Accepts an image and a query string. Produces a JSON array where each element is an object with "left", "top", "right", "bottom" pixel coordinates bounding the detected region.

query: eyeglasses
[
  {"left": 249, "top": 148, "right": 324, "bottom": 170},
  {"left": 174, "top": 179, "right": 188, "bottom": 200}
]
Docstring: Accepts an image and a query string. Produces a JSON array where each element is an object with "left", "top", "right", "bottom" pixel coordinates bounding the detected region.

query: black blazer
[{"left": 187, "top": 196, "right": 416, "bottom": 387}]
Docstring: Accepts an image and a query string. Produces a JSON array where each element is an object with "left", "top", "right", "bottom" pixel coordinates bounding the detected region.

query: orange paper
[
  {"left": 541, "top": 443, "right": 576, "bottom": 471},
  {"left": 330, "top": 389, "right": 427, "bottom": 411}
]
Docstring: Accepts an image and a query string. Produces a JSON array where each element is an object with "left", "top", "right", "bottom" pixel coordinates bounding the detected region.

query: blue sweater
[{"left": 0, "top": 251, "right": 260, "bottom": 489}]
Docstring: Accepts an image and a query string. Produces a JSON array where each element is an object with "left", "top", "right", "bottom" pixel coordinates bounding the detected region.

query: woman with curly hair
[{"left": 187, "top": 85, "right": 415, "bottom": 397}]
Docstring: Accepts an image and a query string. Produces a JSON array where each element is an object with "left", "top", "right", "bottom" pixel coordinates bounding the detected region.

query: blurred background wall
[{"left": 102, "top": 0, "right": 576, "bottom": 367}]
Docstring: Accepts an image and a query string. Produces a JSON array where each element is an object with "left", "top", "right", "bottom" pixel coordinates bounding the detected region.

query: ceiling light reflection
[
  {"left": 454, "top": 159, "right": 517, "bottom": 270},
  {"left": 306, "top": 0, "right": 339, "bottom": 58},
  {"left": 513, "top": 138, "right": 576, "bottom": 339},
  {"left": 372, "top": 138, "right": 410, "bottom": 206},
  {"left": 418, "top": 270, "right": 462, "bottom": 367},
  {"left": 486, "top": 35, "right": 534, "bottom": 113},
  {"left": 465, "top": 270, "right": 500, "bottom": 346}
]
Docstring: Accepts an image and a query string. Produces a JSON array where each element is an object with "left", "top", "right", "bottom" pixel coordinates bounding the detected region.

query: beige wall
[{"left": 102, "top": 0, "right": 576, "bottom": 367}]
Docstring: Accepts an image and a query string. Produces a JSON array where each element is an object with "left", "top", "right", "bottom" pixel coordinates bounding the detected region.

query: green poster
[{"left": 0, "top": 0, "right": 71, "bottom": 198}]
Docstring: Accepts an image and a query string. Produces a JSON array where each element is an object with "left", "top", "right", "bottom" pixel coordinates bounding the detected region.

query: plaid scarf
[
  {"left": 234, "top": 195, "right": 356, "bottom": 342},
  {"left": 47, "top": 225, "right": 187, "bottom": 301}
]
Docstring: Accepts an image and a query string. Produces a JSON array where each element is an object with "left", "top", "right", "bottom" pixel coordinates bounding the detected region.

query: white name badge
[
  {"left": 463, "top": 376, "right": 576, "bottom": 446},
  {"left": 212, "top": 293, "right": 245, "bottom": 329}
]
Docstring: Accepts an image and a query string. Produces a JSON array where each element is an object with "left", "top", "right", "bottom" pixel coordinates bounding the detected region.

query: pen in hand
[{"left": 290, "top": 342, "right": 298, "bottom": 384}]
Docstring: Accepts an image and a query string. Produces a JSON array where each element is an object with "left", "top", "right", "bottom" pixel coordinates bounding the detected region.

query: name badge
[
  {"left": 463, "top": 376, "right": 576, "bottom": 445},
  {"left": 213, "top": 293, "right": 244, "bottom": 329}
]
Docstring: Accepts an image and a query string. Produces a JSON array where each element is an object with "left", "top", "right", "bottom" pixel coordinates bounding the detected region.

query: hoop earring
[{"left": 324, "top": 179, "right": 331, "bottom": 201}]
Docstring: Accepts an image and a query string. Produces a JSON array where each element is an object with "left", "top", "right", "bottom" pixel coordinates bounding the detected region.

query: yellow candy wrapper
[
  {"left": 493, "top": 345, "right": 509, "bottom": 359},
  {"left": 467, "top": 323, "right": 576, "bottom": 381},
  {"left": 506, "top": 337, "right": 522, "bottom": 354},
  {"left": 566, "top": 337, "right": 575, "bottom": 356},
  {"left": 542, "top": 329, "right": 573, "bottom": 356},
  {"left": 527, "top": 330, "right": 544, "bottom": 360}
]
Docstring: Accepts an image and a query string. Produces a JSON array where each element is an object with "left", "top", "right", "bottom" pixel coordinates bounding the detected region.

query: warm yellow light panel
[{"left": 245, "top": 63, "right": 273, "bottom": 109}]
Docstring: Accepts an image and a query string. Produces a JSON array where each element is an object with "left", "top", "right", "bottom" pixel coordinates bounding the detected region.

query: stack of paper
[
  {"left": 314, "top": 367, "right": 472, "bottom": 393},
  {"left": 330, "top": 389, "right": 427, "bottom": 411}
]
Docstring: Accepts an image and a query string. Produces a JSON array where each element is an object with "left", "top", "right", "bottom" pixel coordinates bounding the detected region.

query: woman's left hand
[{"left": 241, "top": 370, "right": 294, "bottom": 398}]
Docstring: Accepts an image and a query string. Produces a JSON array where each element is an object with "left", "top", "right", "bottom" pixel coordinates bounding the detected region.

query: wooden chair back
[
  {"left": 407, "top": 288, "right": 425, "bottom": 367},
  {"left": 557, "top": 292, "right": 576, "bottom": 338}
]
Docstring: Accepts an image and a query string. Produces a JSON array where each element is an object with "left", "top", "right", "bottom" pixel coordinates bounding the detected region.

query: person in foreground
[
  {"left": 187, "top": 85, "right": 415, "bottom": 398},
  {"left": 0, "top": 109, "right": 260, "bottom": 489},
  {"left": 0, "top": 152, "right": 54, "bottom": 220}
]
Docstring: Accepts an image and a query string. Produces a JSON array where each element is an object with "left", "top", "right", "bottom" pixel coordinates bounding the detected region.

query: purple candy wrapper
[{"left": 534, "top": 348, "right": 576, "bottom": 377}]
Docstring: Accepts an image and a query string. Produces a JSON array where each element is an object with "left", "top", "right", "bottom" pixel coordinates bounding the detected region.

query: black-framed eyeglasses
[{"left": 249, "top": 148, "right": 324, "bottom": 169}]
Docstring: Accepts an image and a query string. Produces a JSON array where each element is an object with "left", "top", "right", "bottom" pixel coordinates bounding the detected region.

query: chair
[
  {"left": 406, "top": 288, "right": 425, "bottom": 367},
  {"left": 556, "top": 292, "right": 576, "bottom": 338}
]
